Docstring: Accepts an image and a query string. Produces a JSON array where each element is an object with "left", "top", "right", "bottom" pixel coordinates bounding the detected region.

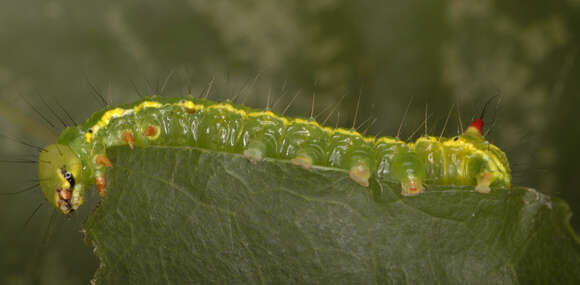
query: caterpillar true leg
[
  {"left": 121, "top": 131, "right": 135, "bottom": 149},
  {"left": 94, "top": 155, "right": 112, "bottom": 197},
  {"left": 95, "top": 155, "right": 113, "bottom": 167},
  {"left": 96, "top": 175, "right": 106, "bottom": 198}
]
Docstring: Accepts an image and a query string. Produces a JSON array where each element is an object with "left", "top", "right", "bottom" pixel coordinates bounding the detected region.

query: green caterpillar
[{"left": 38, "top": 96, "right": 511, "bottom": 215}]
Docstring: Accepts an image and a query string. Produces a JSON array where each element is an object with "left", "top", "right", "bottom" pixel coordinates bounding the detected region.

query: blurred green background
[{"left": 0, "top": 0, "right": 579, "bottom": 284}]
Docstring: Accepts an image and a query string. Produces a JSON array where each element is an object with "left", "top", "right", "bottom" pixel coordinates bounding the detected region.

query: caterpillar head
[{"left": 38, "top": 144, "right": 85, "bottom": 215}]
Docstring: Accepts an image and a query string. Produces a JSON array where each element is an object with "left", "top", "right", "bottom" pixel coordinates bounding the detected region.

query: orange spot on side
[
  {"left": 96, "top": 176, "right": 106, "bottom": 197},
  {"left": 469, "top": 119, "right": 484, "bottom": 135},
  {"left": 144, "top": 125, "right": 158, "bottom": 137},
  {"left": 121, "top": 131, "right": 134, "bottom": 149},
  {"left": 96, "top": 155, "right": 113, "bottom": 167}
]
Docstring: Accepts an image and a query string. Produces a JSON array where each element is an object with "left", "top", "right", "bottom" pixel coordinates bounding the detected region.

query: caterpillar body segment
[{"left": 38, "top": 96, "right": 511, "bottom": 215}]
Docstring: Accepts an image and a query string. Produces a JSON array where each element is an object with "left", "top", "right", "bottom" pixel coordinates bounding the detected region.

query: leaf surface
[{"left": 84, "top": 146, "right": 580, "bottom": 284}]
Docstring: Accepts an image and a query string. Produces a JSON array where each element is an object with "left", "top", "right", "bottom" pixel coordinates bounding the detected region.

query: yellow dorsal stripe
[{"left": 85, "top": 100, "right": 380, "bottom": 144}]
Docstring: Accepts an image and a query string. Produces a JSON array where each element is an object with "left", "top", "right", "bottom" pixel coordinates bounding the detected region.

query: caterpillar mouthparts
[{"left": 38, "top": 96, "right": 511, "bottom": 215}]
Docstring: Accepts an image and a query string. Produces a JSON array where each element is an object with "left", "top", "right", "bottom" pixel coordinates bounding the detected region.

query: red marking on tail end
[{"left": 469, "top": 119, "right": 484, "bottom": 135}]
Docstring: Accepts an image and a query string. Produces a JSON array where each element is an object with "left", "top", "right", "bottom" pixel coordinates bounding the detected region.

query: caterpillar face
[
  {"left": 37, "top": 96, "right": 511, "bottom": 215},
  {"left": 38, "top": 144, "right": 85, "bottom": 215}
]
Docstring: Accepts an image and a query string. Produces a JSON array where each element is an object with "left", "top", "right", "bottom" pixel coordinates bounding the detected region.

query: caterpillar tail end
[
  {"left": 349, "top": 161, "right": 370, "bottom": 187},
  {"left": 400, "top": 178, "right": 424, "bottom": 196},
  {"left": 290, "top": 154, "right": 313, "bottom": 169},
  {"left": 475, "top": 171, "right": 493, "bottom": 193}
]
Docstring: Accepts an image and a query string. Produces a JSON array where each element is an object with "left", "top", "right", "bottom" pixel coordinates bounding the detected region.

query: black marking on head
[
  {"left": 453, "top": 136, "right": 459, "bottom": 141},
  {"left": 60, "top": 168, "right": 75, "bottom": 188},
  {"left": 57, "top": 168, "right": 75, "bottom": 212},
  {"left": 87, "top": 129, "right": 93, "bottom": 134}
]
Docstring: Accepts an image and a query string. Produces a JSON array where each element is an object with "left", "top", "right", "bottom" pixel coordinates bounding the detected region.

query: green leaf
[{"left": 84, "top": 146, "right": 580, "bottom": 284}]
